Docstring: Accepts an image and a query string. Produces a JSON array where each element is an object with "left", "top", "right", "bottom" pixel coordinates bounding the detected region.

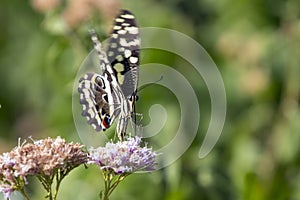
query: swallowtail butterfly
[{"left": 78, "top": 10, "right": 140, "bottom": 139}]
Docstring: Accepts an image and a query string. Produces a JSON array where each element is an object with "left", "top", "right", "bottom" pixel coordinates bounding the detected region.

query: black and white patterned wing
[
  {"left": 106, "top": 10, "right": 140, "bottom": 99},
  {"left": 78, "top": 73, "right": 118, "bottom": 131},
  {"left": 78, "top": 10, "right": 139, "bottom": 137},
  {"left": 78, "top": 31, "right": 122, "bottom": 132}
]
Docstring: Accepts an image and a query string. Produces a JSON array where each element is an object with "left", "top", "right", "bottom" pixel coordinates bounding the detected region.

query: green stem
[
  {"left": 37, "top": 174, "right": 55, "bottom": 200},
  {"left": 19, "top": 187, "right": 30, "bottom": 200},
  {"left": 101, "top": 172, "right": 130, "bottom": 200},
  {"left": 107, "top": 174, "right": 128, "bottom": 196},
  {"left": 53, "top": 172, "right": 60, "bottom": 200},
  {"left": 53, "top": 169, "right": 67, "bottom": 200},
  {"left": 103, "top": 177, "right": 111, "bottom": 200},
  {"left": 37, "top": 176, "right": 49, "bottom": 191}
]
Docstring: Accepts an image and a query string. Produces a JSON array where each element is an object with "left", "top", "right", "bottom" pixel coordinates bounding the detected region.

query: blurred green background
[{"left": 0, "top": 0, "right": 300, "bottom": 199}]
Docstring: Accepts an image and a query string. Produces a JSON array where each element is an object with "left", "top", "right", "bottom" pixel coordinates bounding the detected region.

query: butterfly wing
[
  {"left": 78, "top": 10, "right": 140, "bottom": 138},
  {"left": 78, "top": 73, "right": 118, "bottom": 131},
  {"left": 106, "top": 10, "right": 140, "bottom": 99},
  {"left": 78, "top": 31, "right": 122, "bottom": 132}
]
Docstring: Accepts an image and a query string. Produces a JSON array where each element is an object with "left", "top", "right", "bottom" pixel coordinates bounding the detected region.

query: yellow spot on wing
[
  {"left": 114, "top": 63, "right": 124, "bottom": 72},
  {"left": 117, "top": 73, "right": 125, "bottom": 84},
  {"left": 116, "top": 55, "right": 124, "bottom": 61}
]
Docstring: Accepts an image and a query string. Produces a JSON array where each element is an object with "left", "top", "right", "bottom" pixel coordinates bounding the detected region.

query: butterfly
[{"left": 78, "top": 10, "right": 140, "bottom": 140}]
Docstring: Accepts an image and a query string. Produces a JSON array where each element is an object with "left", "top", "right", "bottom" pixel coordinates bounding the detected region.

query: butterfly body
[{"left": 78, "top": 10, "right": 140, "bottom": 139}]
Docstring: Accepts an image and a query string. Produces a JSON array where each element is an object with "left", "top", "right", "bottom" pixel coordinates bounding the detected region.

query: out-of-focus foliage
[{"left": 0, "top": 0, "right": 300, "bottom": 200}]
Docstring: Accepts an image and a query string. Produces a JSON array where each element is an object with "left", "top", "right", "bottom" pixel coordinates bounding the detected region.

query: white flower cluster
[{"left": 89, "top": 137, "right": 157, "bottom": 174}]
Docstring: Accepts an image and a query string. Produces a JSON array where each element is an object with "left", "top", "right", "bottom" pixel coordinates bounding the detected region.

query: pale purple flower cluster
[
  {"left": 89, "top": 137, "right": 157, "bottom": 174},
  {"left": 0, "top": 137, "right": 87, "bottom": 199}
]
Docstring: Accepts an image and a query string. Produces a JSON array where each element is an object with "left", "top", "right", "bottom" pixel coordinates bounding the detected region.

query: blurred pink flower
[{"left": 0, "top": 137, "right": 87, "bottom": 199}]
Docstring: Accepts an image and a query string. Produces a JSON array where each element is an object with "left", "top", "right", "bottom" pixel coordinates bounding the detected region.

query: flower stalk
[{"left": 100, "top": 169, "right": 129, "bottom": 200}]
